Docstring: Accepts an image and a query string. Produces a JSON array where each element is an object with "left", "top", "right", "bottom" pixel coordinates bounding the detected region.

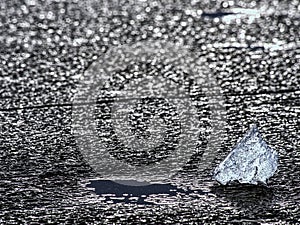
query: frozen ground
[{"left": 0, "top": 0, "right": 299, "bottom": 224}]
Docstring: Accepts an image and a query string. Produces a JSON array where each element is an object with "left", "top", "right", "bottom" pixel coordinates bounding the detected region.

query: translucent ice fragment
[{"left": 213, "top": 125, "right": 278, "bottom": 185}]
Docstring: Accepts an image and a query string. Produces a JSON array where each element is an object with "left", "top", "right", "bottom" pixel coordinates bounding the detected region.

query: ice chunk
[{"left": 213, "top": 125, "right": 278, "bottom": 185}]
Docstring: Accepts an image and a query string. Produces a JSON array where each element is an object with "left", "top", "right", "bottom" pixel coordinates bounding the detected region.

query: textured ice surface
[
  {"left": 1, "top": 0, "right": 299, "bottom": 224},
  {"left": 213, "top": 125, "right": 278, "bottom": 185}
]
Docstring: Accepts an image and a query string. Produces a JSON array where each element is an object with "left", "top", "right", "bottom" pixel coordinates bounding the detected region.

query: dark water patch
[
  {"left": 86, "top": 180, "right": 200, "bottom": 205},
  {"left": 201, "top": 11, "right": 236, "bottom": 18}
]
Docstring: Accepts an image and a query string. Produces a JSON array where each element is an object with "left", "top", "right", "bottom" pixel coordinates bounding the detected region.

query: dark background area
[{"left": 0, "top": 0, "right": 299, "bottom": 224}]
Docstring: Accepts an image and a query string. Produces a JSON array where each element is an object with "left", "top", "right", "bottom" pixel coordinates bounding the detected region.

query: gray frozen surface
[
  {"left": 213, "top": 125, "right": 278, "bottom": 185},
  {"left": 0, "top": 0, "right": 300, "bottom": 224}
]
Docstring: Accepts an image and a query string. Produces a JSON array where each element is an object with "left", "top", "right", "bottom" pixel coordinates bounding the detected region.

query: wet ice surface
[
  {"left": 213, "top": 125, "right": 278, "bottom": 185},
  {"left": 0, "top": 0, "right": 300, "bottom": 224}
]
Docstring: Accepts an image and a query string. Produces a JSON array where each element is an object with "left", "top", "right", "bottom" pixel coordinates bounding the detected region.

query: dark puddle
[
  {"left": 201, "top": 11, "right": 236, "bottom": 18},
  {"left": 86, "top": 180, "right": 200, "bottom": 205}
]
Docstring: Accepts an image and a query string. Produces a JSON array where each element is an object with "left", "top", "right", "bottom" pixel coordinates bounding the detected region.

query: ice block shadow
[{"left": 211, "top": 183, "right": 276, "bottom": 217}]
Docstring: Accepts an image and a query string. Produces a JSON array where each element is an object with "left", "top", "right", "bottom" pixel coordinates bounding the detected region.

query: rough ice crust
[{"left": 213, "top": 125, "right": 278, "bottom": 185}]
